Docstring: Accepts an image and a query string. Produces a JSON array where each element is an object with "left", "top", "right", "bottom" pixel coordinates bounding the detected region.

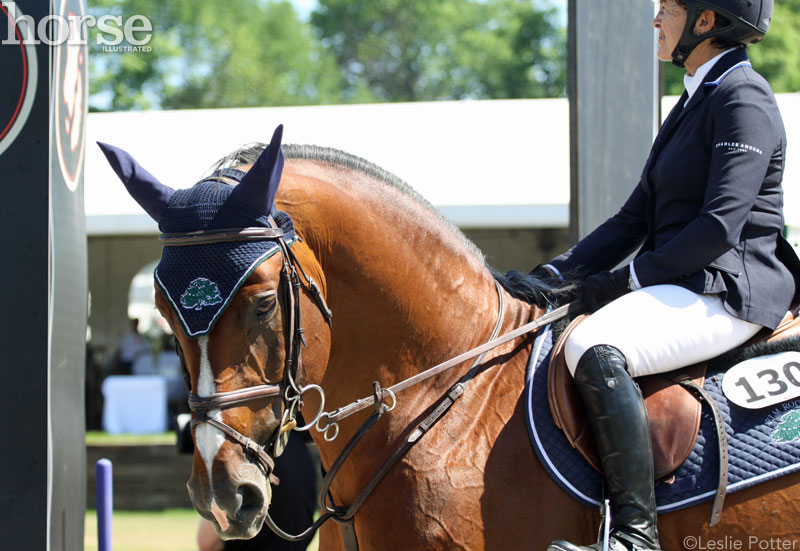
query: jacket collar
[
  {"left": 643, "top": 49, "right": 751, "bottom": 192},
  {"left": 703, "top": 47, "right": 750, "bottom": 85},
  {"left": 657, "top": 49, "right": 750, "bottom": 143},
  {"left": 682, "top": 48, "right": 750, "bottom": 112}
]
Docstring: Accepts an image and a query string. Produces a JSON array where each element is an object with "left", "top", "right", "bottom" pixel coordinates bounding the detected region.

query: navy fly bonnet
[{"left": 98, "top": 125, "right": 295, "bottom": 337}]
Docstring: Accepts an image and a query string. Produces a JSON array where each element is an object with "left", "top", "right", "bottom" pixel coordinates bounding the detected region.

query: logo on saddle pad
[
  {"left": 772, "top": 409, "right": 800, "bottom": 444},
  {"left": 180, "top": 278, "right": 223, "bottom": 311}
]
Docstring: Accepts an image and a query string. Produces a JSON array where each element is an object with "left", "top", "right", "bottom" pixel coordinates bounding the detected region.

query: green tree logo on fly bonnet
[
  {"left": 181, "top": 278, "right": 223, "bottom": 311},
  {"left": 772, "top": 409, "right": 800, "bottom": 443}
]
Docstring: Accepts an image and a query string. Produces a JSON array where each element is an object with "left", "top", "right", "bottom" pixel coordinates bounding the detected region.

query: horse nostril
[{"left": 235, "top": 483, "right": 265, "bottom": 519}]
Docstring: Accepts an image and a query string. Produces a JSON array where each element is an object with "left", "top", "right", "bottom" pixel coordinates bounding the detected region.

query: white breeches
[{"left": 564, "top": 284, "right": 763, "bottom": 377}]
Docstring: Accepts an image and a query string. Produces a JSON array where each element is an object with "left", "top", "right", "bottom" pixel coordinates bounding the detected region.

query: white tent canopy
[
  {"left": 85, "top": 99, "right": 570, "bottom": 235},
  {"left": 84, "top": 95, "right": 800, "bottom": 235}
]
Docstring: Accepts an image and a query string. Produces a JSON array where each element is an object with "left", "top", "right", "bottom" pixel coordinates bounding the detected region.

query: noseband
[{"left": 169, "top": 219, "right": 332, "bottom": 485}]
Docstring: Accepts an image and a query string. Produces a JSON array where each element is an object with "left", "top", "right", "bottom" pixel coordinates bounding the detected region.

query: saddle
[{"left": 548, "top": 305, "right": 800, "bottom": 480}]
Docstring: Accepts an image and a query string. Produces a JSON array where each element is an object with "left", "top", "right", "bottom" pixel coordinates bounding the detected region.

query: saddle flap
[{"left": 547, "top": 315, "right": 705, "bottom": 480}]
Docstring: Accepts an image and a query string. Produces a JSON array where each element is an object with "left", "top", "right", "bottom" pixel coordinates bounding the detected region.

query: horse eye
[{"left": 256, "top": 297, "right": 277, "bottom": 318}]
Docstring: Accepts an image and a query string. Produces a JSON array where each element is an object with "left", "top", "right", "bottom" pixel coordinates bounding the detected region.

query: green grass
[
  {"left": 85, "top": 509, "right": 320, "bottom": 551},
  {"left": 84, "top": 432, "right": 319, "bottom": 550},
  {"left": 86, "top": 431, "right": 177, "bottom": 446},
  {"left": 85, "top": 509, "right": 199, "bottom": 551}
]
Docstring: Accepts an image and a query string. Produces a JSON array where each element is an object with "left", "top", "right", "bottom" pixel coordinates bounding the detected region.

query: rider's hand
[
  {"left": 579, "top": 266, "right": 630, "bottom": 312},
  {"left": 529, "top": 264, "right": 562, "bottom": 286}
]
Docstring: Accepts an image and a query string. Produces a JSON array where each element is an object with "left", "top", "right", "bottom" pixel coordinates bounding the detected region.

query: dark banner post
[
  {"left": 0, "top": 1, "right": 88, "bottom": 548},
  {"left": 568, "top": 0, "right": 659, "bottom": 243}
]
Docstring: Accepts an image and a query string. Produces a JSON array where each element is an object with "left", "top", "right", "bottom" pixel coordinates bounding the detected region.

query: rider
[{"left": 537, "top": 2, "right": 800, "bottom": 550}]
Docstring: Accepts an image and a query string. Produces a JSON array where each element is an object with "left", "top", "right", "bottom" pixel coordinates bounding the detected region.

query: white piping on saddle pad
[
  {"left": 526, "top": 320, "right": 603, "bottom": 508},
  {"left": 196, "top": 336, "right": 225, "bottom": 492}
]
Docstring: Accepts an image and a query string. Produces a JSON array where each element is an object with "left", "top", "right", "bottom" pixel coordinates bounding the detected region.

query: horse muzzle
[{"left": 187, "top": 453, "right": 272, "bottom": 540}]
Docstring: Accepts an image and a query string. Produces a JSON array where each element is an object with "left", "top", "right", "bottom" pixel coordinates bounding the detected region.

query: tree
[
  {"left": 310, "top": 0, "right": 566, "bottom": 102},
  {"left": 662, "top": 1, "right": 800, "bottom": 96},
  {"left": 747, "top": 0, "right": 800, "bottom": 93},
  {"left": 88, "top": 0, "right": 348, "bottom": 110},
  {"left": 180, "top": 278, "right": 223, "bottom": 311}
]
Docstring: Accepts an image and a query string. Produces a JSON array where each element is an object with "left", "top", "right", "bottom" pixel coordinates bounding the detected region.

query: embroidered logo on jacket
[
  {"left": 715, "top": 142, "right": 763, "bottom": 155},
  {"left": 180, "top": 278, "right": 224, "bottom": 311}
]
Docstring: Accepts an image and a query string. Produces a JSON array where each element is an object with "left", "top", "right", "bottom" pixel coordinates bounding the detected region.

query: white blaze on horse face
[{"left": 195, "top": 336, "right": 225, "bottom": 490}]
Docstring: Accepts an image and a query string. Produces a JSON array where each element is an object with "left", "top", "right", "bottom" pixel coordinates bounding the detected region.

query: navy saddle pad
[{"left": 525, "top": 321, "right": 800, "bottom": 513}]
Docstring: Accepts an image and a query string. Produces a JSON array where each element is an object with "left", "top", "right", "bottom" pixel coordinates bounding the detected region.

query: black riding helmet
[{"left": 671, "top": 0, "right": 773, "bottom": 67}]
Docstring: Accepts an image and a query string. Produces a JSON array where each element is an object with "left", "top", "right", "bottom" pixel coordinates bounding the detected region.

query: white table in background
[{"left": 101, "top": 375, "right": 168, "bottom": 434}]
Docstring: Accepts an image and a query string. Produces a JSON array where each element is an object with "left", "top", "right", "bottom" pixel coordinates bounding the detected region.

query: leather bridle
[{"left": 168, "top": 220, "right": 332, "bottom": 486}]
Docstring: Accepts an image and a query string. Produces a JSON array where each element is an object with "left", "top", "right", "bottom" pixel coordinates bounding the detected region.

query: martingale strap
[
  {"left": 260, "top": 282, "right": 511, "bottom": 546},
  {"left": 262, "top": 288, "right": 586, "bottom": 549}
]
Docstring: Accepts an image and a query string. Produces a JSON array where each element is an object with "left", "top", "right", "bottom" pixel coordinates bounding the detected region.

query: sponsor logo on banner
[
  {"left": 0, "top": 1, "right": 38, "bottom": 157},
  {"left": 53, "top": 0, "right": 88, "bottom": 192}
]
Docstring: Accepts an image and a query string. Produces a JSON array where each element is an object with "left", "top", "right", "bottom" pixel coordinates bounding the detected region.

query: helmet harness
[{"left": 671, "top": 0, "right": 773, "bottom": 67}]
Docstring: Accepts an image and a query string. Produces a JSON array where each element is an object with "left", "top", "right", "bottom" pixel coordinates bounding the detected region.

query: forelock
[{"left": 207, "top": 143, "right": 267, "bottom": 175}]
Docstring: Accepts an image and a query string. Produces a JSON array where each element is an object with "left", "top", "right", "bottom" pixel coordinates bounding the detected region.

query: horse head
[{"left": 99, "top": 126, "right": 332, "bottom": 540}]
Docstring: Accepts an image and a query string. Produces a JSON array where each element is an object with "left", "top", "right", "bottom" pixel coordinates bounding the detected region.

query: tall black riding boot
[{"left": 548, "top": 345, "right": 661, "bottom": 551}]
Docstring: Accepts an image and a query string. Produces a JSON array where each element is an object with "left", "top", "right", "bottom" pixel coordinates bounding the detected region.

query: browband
[{"left": 159, "top": 227, "right": 284, "bottom": 247}]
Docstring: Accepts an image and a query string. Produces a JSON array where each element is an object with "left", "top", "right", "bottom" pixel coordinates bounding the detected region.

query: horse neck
[
  {"left": 281, "top": 158, "right": 532, "bottom": 398},
  {"left": 280, "top": 157, "right": 540, "bottom": 514}
]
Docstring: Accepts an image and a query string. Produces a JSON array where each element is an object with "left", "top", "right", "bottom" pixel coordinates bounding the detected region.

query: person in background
[{"left": 114, "top": 318, "right": 147, "bottom": 374}]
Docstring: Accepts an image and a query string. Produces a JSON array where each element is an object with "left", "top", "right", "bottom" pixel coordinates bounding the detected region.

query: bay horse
[{"left": 99, "top": 129, "right": 800, "bottom": 550}]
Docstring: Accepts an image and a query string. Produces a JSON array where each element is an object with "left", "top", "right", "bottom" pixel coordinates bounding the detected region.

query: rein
[
  {"left": 316, "top": 300, "right": 582, "bottom": 437},
  {"left": 174, "top": 222, "right": 581, "bottom": 547}
]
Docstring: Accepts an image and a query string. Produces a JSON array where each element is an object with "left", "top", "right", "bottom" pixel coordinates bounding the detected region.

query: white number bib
[{"left": 721, "top": 351, "right": 800, "bottom": 409}]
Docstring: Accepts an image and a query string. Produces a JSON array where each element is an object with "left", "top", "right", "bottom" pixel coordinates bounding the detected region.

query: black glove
[
  {"left": 529, "top": 264, "right": 562, "bottom": 286},
  {"left": 579, "top": 266, "right": 630, "bottom": 312}
]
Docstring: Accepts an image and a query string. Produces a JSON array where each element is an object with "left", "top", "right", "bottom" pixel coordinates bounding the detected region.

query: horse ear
[
  {"left": 233, "top": 124, "right": 284, "bottom": 215},
  {"left": 97, "top": 142, "right": 176, "bottom": 223}
]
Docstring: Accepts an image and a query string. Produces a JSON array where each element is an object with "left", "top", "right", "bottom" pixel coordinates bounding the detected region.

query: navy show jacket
[{"left": 550, "top": 49, "right": 800, "bottom": 330}]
